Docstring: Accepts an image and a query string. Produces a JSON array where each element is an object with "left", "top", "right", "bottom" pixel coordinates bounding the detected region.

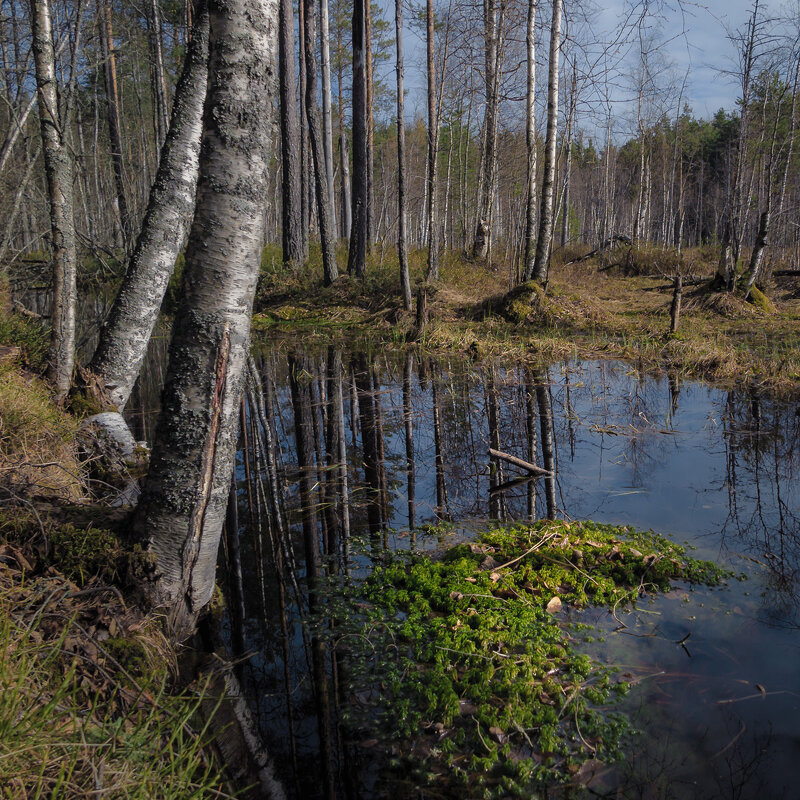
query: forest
[{"left": 1, "top": 0, "right": 799, "bottom": 796}]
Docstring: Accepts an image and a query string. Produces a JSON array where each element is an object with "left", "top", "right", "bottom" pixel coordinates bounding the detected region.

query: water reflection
[{"left": 130, "top": 339, "right": 800, "bottom": 799}]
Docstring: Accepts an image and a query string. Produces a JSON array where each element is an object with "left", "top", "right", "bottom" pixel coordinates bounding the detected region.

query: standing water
[{"left": 133, "top": 337, "right": 800, "bottom": 799}]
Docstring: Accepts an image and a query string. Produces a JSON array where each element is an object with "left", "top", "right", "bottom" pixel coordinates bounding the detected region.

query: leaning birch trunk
[
  {"left": 395, "top": 0, "right": 411, "bottom": 310},
  {"left": 521, "top": 0, "right": 536, "bottom": 281},
  {"left": 30, "top": 0, "right": 77, "bottom": 402},
  {"left": 531, "top": 0, "right": 562, "bottom": 285},
  {"left": 88, "top": 7, "right": 209, "bottom": 411},
  {"left": 135, "top": 0, "right": 277, "bottom": 639},
  {"left": 303, "top": 0, "right": 338, "bottom": 285}
]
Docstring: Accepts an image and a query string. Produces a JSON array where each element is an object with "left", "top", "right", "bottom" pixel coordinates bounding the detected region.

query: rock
[{"left": 546, "top": 596, "right": 562, "bottom": 614}]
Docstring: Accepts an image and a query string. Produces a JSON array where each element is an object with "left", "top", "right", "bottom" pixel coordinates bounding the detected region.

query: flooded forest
[{"left": 2, "top": 0, "right": 800, "bottom": 797}]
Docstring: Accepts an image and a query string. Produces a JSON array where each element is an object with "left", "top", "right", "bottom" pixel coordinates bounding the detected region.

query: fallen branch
[{"left": 489, "top": 448, "right": 553, "bottom": 476}]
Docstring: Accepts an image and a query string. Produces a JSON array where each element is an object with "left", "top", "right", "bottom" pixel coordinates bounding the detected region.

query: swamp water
[{"left": 131, "top": 339, "right": 800, "bottom": 799}]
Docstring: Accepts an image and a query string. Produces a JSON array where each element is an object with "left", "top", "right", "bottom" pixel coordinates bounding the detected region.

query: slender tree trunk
[
  {"left": 472, "top": 0, "right": 502, "bottom": 259},
  {"left": 89, "top": 7, "right": 209, "bottom": 411},
  {"left": 319, "top": 0, "right": 336, "bottom": 236},
  {"left": 424, "top": 0, "right": 439, "bottom": 280},
  {"left": 30, "top": 0, "right": 78, "bottom": 402},
  {"left": 298, "top": 0, "right": 310, "bottom": 258},
  {"left": 279, "top": 0, "right": 303, "bottom": 263},
  {"left": 522, "top": 0, "right": 536, "bottom": 280},
  {"left": 303, "top": 0, "right": 338, "bottom": 284},
  {"left": 135, "top": 0, "right": 277, "bottom": 639},
  {"left": 365, "top": 0, "right": 374, "bottom": 249},
  {"left": 395, "top": 0, "right": 411, "bottom": 310},
  {"left": 347, "top": 0, "right": 367, "bottom": 277},
  {"left": 530, "top": 0, "right": 561, "bottom": 284},
  {"left": 99, "top": 0, "right": 130, "bottom": 249},
  {"left": 337, "top": 29, "right": 351, "bottom": 239},
  {"left": 560, "top": 57, "right": 576, "bottom": 248},
  {"left": 147, "top": 0, "right": 170, "bottom": 147}
]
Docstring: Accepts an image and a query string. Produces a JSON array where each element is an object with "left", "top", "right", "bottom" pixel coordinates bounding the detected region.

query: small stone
[{"left": 546, "top": 596, "right": 562, "bottom": 613}]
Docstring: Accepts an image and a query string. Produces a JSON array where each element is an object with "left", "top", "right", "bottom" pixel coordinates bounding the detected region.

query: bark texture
[
  {"left": 303, "top": 0, "right": 338, "bottom": 285},
  {"left": 89, "top": 6, "right": 210, "bottom": 411},
  {"left": 395, "top": 0, "right": 411, "bottom": 310},
  {"left": 30, "top": 0, "right": 77, "bottom": 401},
  {"left": 347, "top": 0, "right": 367, "bottom": 277},
  {"left": 278, "top": 0, "right": 303, "bottom": 263},
  {"left": 522, "top": 0, "right": 536, "bottom": 280},
  {"left": 136, "top": 0, "right": 277, "bottom": 639}
]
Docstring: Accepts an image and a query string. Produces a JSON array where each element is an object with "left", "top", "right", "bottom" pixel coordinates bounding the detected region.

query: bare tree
[
  {"left": 395, "top": 0, "right": 411, "bottom": 309},
  {"left": 348, "top": 0, "right": 367, "bottom": 277},
  {"left": 424, "top": 0, "right": 439, "bottom": 280},
  {"left": 529, "top": 0, "right": 562, "bottom": 284},
  {"left": 29, "top": 0, "right": 79, "bottom": 401},
  {"left": 522, "top": 0, "right": 536, "bottom": 280}
]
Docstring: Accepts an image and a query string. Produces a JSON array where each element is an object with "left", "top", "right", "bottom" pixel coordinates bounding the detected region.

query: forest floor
[
  {"left": 253, "top": 243, "right": 800, "bottom": 397},
  {"left": 0, "top": 286, "right": 235, "bottom": 799}
]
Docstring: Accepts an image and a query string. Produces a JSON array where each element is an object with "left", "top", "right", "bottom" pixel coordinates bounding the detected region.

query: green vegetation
[{"left": 329, "top": 520, "right": 729, "bottom": 798}]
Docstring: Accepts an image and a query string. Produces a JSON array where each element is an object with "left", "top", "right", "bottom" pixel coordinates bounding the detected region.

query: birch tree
[
  {"left": 522, "top": 0, "right": 536, "bottom": 280},
  {"left": 529, "top": 0, "right": 562, "bottom": 284},
  {"left": 135, "top": 0, "right": 278, "bottom": 638},
  {"left": 88, "top": 7, "right": 210, "bottom": 411},
  {"left": 30, "top": 0, "right": 78, "bottom": 402},
  {"left": 424, "top": 0, "right": 439, "bottom": 280}
]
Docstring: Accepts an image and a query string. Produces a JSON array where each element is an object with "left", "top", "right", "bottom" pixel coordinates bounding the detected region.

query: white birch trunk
[
  {"left": 531, "top": 0, "right": 562, "bottom": 284},
  {"left": 136, "top": 0, "right": 278, "bottom": 639},
  {"left": 30, "top": 0, "right": 77, "bottom": 402},
  {"left": 89, "top": 7, "right": 209, "bottom": 411}
]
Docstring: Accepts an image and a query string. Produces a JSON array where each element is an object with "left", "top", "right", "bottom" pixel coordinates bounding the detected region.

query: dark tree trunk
[
  {"left": 279, "top": 0, "right": 303, "bottom": 264},
  {"left": 395, "top": 0, "right": 411, "bottom": 310},
  {"left": 303, "top": 0, "right": 338, "bottom": 285},
  {"left": 99, "top": 0, "right": 130, "bottom": 249},
  {"left": 347, "top": 0, "right": 367, "bottom": 277}
]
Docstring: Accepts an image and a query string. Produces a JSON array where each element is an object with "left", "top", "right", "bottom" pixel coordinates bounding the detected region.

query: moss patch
[{"left": 329, "top": 520, "right": 729, "bottom": 798}]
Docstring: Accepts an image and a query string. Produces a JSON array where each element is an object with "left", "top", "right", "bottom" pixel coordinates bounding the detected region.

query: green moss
[
  {"left": 747, "top": 285, "right": 776, "bottom": 314},
  {"left": 328, "top": 519, "right": 730, "bottom": 797}
]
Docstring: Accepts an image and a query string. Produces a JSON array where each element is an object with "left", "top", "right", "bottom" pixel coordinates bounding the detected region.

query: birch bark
[
  {"left": 135, "top": 0, "right": 277, "bottom": 638},
  {"left": 30, "top": 0, "right": 77, "bottom": 402},
  {"left": 530, "top": 0, "right": 561, "bottom": 284},
  {"left": 89, "top": 8, "right": 209, "bottom": 411}
]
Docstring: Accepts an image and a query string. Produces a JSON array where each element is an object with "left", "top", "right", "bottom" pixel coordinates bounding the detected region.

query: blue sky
[{"left": 377, "top": 0, "right": 774, "bottom": 136}]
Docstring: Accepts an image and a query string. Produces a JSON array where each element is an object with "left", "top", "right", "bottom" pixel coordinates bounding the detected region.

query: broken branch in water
[{"left": 489, "top": 448, "right": 553, "bottom": 476}]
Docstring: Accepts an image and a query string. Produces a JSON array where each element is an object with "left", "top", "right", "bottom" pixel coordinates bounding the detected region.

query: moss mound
[{"left": 330, "top": 520, "right": 729, "bottom": 798}]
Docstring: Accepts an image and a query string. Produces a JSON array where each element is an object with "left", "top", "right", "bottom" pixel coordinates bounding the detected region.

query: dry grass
[
  {"left": 0, "top": 535, "right": 228, "bottom": 800},
  {"left": 0, "top": 366, "right": 84, "bottom": 501},
  {"left": 253, "top": 243, "right": 800, "bottom": 396}
]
